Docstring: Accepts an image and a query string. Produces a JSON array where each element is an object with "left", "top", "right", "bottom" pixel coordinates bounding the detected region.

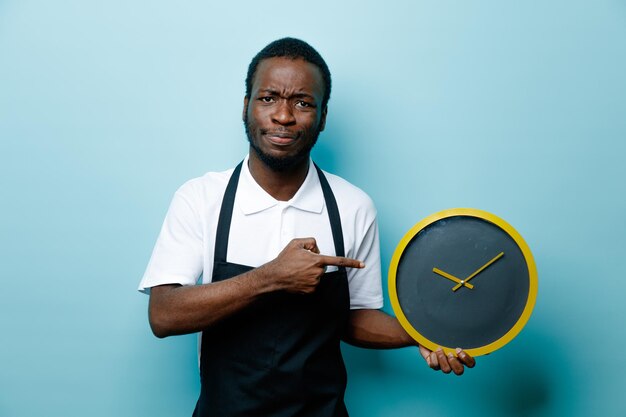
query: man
[{"left": 139, "top": 37, "right": 475, "bottom": 416}]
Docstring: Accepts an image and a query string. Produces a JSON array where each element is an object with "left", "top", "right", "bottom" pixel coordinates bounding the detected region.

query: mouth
[{"left": 263, "top": 131, "right": 298, "bottom": 146}]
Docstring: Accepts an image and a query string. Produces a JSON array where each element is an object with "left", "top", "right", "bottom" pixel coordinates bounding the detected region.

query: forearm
[
  {"left": 342, "top": 309, "right": 416, "bottom": 349},
  {"left": 148, "top": 266, "right": 277, "bottom": 338},
  {"left": 148, "top": 238, "right": 365, "bottom": 338}
]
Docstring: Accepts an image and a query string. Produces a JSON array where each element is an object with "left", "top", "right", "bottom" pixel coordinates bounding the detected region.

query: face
[{"left": 244, "top": 57, "right": 327, "bottom": 171}]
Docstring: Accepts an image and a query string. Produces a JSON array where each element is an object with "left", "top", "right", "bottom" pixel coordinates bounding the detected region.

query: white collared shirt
[{"left": 139, "top": 156, "right": 383, "bottom": 310}]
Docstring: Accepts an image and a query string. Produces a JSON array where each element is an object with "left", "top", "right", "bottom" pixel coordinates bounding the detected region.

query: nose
[{"left": 272, "top": 100, "right": 296, "bottom": 125}]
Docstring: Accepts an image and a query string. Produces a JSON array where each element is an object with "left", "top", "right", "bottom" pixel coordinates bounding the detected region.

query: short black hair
[{"left": 245, "top": 37, "right": 332, "bottom": 110}]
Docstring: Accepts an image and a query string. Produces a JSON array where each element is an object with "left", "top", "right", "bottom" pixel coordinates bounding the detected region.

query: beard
[{"left": 244, "top": 114, "right": 321, "bottom": 172}]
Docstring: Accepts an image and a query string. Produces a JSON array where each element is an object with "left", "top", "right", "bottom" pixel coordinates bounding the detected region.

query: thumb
[{"left": 299, "top": 237, "right": 320, "bottom": 254}]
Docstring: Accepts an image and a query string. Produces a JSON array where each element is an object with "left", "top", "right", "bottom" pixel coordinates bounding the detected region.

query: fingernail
[
  {"left": 360, "top": 262, "right": 365, "bottom": 268},
  {"left": 456, "top": 348, "right": 462, "bottom": 354}
]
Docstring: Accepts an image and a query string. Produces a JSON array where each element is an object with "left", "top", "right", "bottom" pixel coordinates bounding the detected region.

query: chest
[{"left": 229, "top": 203, "right": 336, "bottom": 266}]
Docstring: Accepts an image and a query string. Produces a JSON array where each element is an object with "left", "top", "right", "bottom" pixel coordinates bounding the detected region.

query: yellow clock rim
[{"left": 388, "top": 208, "right": 538, "bottom": 357}]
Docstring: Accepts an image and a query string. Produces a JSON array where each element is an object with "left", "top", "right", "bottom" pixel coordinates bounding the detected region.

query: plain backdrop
[{"left": 1, "top": 1, "right": 625, "bottom": 416}]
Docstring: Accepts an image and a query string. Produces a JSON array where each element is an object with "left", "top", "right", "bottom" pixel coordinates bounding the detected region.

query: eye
[
  {"left": 295, "top": 100, "right": 314, "bottom": 109},
  {"left": 259, "top": 96, "right": 275, "bottom": 103}
]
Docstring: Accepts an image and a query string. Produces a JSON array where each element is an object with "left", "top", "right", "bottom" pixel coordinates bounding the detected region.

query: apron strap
[
  {"left": 314, "top": 164, "right": 346, "bottom": 259},
  {"left": 213, "top": 160, "right": 346, "bottom": 263},
  {"left": 213, "top": 161, "right": 243, "bottom": 263}
]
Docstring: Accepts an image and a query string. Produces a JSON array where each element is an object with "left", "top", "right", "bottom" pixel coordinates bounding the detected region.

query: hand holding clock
[
  {"left": 345, "top": 309, "right": 475, "bottom": 376},
  {"left": 419, "top": 345, "right": 476, "bottom": 375}
]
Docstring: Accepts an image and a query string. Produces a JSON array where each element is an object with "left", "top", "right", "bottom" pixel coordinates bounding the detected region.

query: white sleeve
[
  {"left": 138, "top": 184, "right": 204, "bottom": 294},
  {"left": 347, "top": 215, "right": 384, "bottom": 310}
]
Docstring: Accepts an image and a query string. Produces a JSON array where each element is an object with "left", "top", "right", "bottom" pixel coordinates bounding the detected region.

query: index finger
[{"left": 317, "top": 254, "right": 365, "bottom": 269}]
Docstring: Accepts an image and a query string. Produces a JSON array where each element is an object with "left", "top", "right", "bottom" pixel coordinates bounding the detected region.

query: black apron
[{"left": 193, "top": 162, "right": 350, "bottom": 417}]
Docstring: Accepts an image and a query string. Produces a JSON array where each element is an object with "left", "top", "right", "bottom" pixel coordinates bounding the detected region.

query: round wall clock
[{"left": 388, "top": 208, "right": 538, "bottom": 357}]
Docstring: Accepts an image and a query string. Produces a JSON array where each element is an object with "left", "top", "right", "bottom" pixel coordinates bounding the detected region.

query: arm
[
  {"left": 149, "top": 268, "right": 272, "bottom": 338},
  {"left": 342, "top": 309, "right": 414, "bottom": 349},
  {"left": 149, "top": 237, "right": 364, "bottom": 338},
  {"left": 343, "top": 309, "right": 476, "bottom": 375}
]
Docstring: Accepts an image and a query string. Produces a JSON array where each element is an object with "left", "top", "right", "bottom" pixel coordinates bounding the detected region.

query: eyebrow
[{"left": 258, "top": 89, "right": 316, "bottom": 100}]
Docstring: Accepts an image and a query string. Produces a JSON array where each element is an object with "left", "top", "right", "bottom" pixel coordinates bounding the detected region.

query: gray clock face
[{"left": 395, "top": 216, "right": 530, "bottom": 349}]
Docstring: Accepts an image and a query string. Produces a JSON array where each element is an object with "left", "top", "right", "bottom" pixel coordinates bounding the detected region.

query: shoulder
[
  {"left": 321, "top": 170, "right": 377, "bottom": 217},
  {"left": 172, "top": 167, "right": 236, "bottom": 207}
]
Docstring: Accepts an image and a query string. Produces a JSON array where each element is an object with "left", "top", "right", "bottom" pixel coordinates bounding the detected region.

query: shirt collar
[{"left": 237, "top": 155, "right": 325, "bottom": 215}]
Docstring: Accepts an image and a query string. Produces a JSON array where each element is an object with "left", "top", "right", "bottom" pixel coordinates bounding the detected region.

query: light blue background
[{"left": 1, "top": 1, "right": 625, "bottom": 416}]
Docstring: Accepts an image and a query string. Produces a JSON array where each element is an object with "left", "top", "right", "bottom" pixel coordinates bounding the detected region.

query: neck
[{"left": 247, "top": 150, "right": 310, "bottom": 201}]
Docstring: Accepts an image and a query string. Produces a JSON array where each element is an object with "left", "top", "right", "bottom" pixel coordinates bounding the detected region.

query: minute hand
[{"left": 452, "top": 252, "right": 504, "bottom": 292}]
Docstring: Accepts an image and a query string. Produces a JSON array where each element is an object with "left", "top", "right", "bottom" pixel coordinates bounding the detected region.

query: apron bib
[{"left": 193, "top": 162, "right": 350, "bottom": 417}]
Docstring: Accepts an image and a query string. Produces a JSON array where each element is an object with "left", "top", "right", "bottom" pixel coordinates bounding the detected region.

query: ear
[
  {"left": 319, "top": 106, "right": 328, "bottom": 132},
  {"left": 242, "top": 96, "right": 249, "bottom": 122}
]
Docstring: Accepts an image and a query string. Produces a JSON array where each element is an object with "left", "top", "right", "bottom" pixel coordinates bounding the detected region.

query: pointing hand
[{"left": 261, "top": 238, "right": 364, "bottom": 294}]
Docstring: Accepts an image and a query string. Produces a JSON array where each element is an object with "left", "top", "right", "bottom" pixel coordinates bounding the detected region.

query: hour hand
[{"left": 432, "top": 268, "right": 474, "bottom": 289}]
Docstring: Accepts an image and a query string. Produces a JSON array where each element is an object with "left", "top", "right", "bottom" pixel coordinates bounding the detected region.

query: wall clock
[{"left": 388, "top": 208, "right": 538, "bottom": 356}]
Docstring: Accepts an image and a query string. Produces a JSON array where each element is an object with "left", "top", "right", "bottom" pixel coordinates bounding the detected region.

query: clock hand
[
  {"left": 452, "top": 251, "right": 504, "bottom": 292},
  {"left": 432, "top": 268, "right": 474, "bottom": 289}
]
